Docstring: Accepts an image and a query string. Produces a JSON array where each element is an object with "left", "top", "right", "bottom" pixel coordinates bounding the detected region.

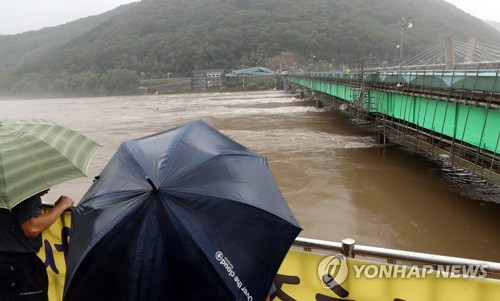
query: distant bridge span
[{"left": 284, "top": 66, "right": 500, "bottom": 189}]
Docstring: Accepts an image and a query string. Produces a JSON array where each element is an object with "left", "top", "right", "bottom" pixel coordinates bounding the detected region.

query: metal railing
[{"left": 293, "top": 237, "right": 500, "bottom": 278}]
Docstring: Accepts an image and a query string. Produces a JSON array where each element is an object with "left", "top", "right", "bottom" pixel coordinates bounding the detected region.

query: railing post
[{"left": 342, "top": 238, "right": 356, "bottom": 258}]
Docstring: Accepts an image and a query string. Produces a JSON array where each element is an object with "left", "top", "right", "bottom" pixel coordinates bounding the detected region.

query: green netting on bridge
[
  {"left": 303, "top": 70, "right": 500, "bottom": 93},
  {"left": 372, "top": 91, "right": 500, "bottom": 153},
  {"left": 287, "top": 77, "right": 500, "bottom": 155},
  {"left": 291, "top": 77, "right": 359, "bottom": 101}
]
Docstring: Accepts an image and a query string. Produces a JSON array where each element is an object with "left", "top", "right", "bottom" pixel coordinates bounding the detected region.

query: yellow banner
[
  {"left": 275, "top": 249, "right": 500, "bottom": 301},
  {"left": 39, "top": 210, "right": 71, "bottom": 301},
  {"left": 40, "top": 211, "right": 500, "bottom": 301}
]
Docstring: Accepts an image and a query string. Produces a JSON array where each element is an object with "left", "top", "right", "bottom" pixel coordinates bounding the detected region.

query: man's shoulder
[
  {"left": 19, "top": 194, "right": 42, "bottom": 208},
  {"left": 16, "top": 194, "right": 43, "bottom": 224}
]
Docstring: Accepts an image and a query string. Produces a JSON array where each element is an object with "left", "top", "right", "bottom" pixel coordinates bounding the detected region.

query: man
[{"left": 0, "top": 189, "right": 74, "bottom": 301}]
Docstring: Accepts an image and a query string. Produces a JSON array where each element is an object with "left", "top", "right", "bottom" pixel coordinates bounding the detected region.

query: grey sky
[
  {"left": 0, "top": 0, "right": 498, "bottom": 35},
  {"left": 0, "top": 0, "right": 138, "bottom": 35},
  {"left": 444, "top": 0, "right": 500, "bottom": 22}
]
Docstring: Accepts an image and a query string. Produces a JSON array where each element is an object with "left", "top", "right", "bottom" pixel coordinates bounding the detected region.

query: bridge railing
[
  {"left": 291, "top": 66, "right": 500, "bottom": 95},
  {"left": 293, "top": 237, "right": 500, "bottom": 279}
]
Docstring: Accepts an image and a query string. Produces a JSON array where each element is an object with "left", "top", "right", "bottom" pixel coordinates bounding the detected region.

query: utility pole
[{"left": 397, "top": 17, "right": 413, "bottom": 87}]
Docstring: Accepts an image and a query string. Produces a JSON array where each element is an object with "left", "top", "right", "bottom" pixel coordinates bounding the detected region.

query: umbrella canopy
[
  {"left": 64, "top": 119, "right": 301, "bottom": 301},
  {"left": 0, "top": 119, "right": 100, "bottom": 209}
]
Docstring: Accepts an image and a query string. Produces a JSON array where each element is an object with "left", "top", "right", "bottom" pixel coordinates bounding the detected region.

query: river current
[{"left": 1, "top": 90, "right": 499, "bottom": 262}]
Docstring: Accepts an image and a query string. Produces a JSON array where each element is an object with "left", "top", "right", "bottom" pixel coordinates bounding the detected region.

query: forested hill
[
  {"left": 1, "top": 0, "right": 499, "bottom": 97},
  {"left": 0, "top": 3, "right": 138, "bottom": 70}
]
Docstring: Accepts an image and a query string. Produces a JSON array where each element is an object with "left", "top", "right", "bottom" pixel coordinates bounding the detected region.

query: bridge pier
[
  {"left": 377, "top": 132, "right": 387, "bottom": 144},
  {"left": 315, "top": 98, "right": 323, "bottom": 108}
]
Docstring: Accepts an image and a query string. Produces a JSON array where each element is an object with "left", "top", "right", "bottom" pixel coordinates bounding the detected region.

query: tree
[{"left": 101, "top": 69, "right": 140, "bottom": 95}]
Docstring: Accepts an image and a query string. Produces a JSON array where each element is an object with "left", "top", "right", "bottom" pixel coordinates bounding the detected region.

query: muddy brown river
[{"left": 1, "top": 91, "right": 499, "bottom": 262}]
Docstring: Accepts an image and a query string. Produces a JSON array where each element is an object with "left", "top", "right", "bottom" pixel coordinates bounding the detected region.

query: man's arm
[{"left": 21, "top": 195, "right": 74, "bottom": 238}]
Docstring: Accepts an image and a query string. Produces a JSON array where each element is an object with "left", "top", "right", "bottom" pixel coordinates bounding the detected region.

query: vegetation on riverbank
[{"left": 1, "top": 0, "right": 499, "bottom": 98}]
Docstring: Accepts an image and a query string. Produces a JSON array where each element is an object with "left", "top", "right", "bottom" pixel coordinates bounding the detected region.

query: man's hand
[{"left": 54, "top": 195, "right": 74, "bottom": 211}]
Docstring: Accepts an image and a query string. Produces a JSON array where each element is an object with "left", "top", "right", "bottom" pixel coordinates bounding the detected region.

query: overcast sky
[
  {"left": 444, "top": 0, "right": 500, "bottom": 23},
  {"left": 0, "top": 0, "right": 498, "bottom": 35},
  {"left": 0, "top": 0, "right": 138, "bottom": 35}
]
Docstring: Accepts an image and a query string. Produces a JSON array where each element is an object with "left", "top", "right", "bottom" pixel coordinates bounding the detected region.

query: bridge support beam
[
  {"left": 465, "top": 37, "right": 477, "bottom": 64},
  {"left": 444, "top": 35, "right": 455, "bottom": 70}
]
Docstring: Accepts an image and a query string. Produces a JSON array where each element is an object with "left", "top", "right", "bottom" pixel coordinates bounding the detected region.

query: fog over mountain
[{"left": 484, "top": 20, "right": 500, "bottom": 32}]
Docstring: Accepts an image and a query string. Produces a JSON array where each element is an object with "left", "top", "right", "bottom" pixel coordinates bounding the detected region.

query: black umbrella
[{"left": 63, "top": 120, "right": 301, "bottom": 301}]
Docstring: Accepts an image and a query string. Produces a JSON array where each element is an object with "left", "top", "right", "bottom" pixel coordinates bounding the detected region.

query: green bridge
[{"left": 285, "top": 68, "right": 500, "bottom": 187}]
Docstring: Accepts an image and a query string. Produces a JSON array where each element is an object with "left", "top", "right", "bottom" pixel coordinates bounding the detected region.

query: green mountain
[
  {"left": 0, "top": 3, "right": 137, "bottom": 70},
  {"left": 1, "top": 0, "right": 499, "bottom": 97}
]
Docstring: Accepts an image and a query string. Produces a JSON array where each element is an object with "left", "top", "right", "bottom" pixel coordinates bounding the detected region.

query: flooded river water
[{"left": 1, "top": 91, "right": 499, "bottom": 262}]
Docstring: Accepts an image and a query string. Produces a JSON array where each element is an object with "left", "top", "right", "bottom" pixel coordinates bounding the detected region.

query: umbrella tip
[{"left": 146, "top": 177, "right": 159, "bottom": 192}]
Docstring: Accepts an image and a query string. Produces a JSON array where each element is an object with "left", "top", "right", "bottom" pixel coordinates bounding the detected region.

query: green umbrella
[{"left": 0, "top": 119, "right": 100, "bottom": 209}]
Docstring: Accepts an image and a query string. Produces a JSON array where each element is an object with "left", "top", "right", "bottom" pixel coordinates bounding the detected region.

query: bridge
[{"left": 284, "top": 37, "right": 500, "bottom": 189}]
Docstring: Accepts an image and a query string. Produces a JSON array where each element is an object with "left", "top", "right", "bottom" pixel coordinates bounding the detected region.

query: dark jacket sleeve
[{"left": 16, "top": 194, "right": 43, "bottom": 225}]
